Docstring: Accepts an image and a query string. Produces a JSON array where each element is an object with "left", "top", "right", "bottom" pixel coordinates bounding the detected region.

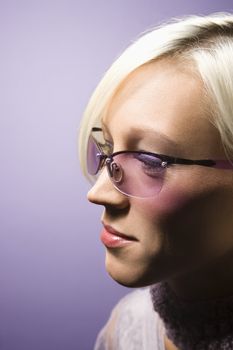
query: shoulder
[{"left": 94, "top": 287, "right": 165, "bottom": 350}]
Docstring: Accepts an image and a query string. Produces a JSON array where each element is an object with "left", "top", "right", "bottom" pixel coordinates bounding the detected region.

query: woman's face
[{"left": 87, "top": 58, "right": 233, "bottom": 289}]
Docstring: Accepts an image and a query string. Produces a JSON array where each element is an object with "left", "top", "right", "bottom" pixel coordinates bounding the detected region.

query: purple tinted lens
[
  {"left": 87, "top": 134, "right": 100, "bottom": 175},
  {"left": 108, "top": 153, "right": 165, "bottom": 198}
]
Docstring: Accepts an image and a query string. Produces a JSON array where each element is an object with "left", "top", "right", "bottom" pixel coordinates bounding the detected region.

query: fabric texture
[
  {"left": 94, "top": 281, "right": 233, "bottom": 350},
  {"left": 150, "top": 281, "right": 233, "bottom": 350},
  {"left": 93, "top": 287, "right": 165, "bottom": 350}
]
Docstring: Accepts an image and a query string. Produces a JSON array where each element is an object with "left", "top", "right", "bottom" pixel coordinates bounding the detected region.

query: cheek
[
  {"left": 132, "top": 179, "right": 232, "bottom": 261},
  {"left": 132, "top": 185, "right": 191, "bottom": 221},
  {"left": 132, "top": 186, "right": 196, "bottom": 256}
]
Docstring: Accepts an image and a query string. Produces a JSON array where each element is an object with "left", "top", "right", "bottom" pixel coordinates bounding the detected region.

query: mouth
[{"left": 100, "top": 224, "right": 138, "bottom": 248}]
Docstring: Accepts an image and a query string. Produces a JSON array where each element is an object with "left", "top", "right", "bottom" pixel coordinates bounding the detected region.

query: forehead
[{"left": 102, "top": 58, "right": 225, "bottom": 158}]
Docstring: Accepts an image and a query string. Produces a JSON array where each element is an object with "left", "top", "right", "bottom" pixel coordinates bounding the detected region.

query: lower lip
[{"left": 100, "top": 228, "right": 136, "bottom": 248}]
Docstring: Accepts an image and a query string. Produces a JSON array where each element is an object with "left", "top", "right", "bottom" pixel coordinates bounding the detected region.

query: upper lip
[{"left": 102, "top": 222, "right": 137, "bottom": 241}]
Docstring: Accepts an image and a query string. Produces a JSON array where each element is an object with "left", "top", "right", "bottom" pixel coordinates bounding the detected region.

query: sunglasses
[{"left": 87, "top": 127, "right": 233, "bottom": 199}]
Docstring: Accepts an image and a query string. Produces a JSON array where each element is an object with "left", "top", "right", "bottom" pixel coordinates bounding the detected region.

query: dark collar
[{"left": 150, "top": 281, "right": 233, "bottom": 350}]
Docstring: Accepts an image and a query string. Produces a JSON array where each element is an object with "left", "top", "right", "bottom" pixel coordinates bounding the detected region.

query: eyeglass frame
[
  {"left": 90, "top": 127, "right": 233, "bottom": 175},
  {"left": 88, "top": 127, "right": 233, "bottom": 199}
]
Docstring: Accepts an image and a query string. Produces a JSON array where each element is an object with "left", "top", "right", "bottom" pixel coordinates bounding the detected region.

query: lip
[{"left": 100, "top": 224, "right": 137, "bottom": 248}]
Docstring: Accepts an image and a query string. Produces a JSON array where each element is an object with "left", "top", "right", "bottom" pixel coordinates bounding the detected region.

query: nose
[{"left": 87, "top": 167, "right": 129, "bottom": 208}]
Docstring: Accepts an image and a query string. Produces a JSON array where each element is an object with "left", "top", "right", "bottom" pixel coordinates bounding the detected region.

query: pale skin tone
[{"left": 87, "top": 58, "right": 233, "bottom": 350}]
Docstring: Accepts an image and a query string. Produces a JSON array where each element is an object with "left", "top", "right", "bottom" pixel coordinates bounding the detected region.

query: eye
[{"left": 134, "top": 153, "right": 165, "bottom": 174}]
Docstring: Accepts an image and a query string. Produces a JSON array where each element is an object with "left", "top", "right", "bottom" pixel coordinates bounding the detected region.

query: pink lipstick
[{"left": 100, "top": 225, "right": 137, "bottom": 248}]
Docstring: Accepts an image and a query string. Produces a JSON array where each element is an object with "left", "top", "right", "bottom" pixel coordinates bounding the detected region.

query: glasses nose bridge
[
  {"left": 106, "top": 156, "right": 124, "bottom": 183},
  {"left": 97, "top": 152, "right": 114, "bottom": 176},
  {"left": 105, "top": 157, "right": 113, "bottom": 177}
]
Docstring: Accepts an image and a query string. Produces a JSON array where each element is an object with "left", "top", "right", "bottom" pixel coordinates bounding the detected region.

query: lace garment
[{"left": 93, "top": 287, "right": 165, "bottom": 350}]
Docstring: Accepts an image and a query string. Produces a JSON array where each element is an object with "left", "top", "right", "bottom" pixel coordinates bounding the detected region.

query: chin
[
  {"left": 105, "top": 255, "right": 166, "bottom": 288},
  {"left": 104, "top": 247, "right": 189, "bottom": 289},
  {"left": 112, "top": 277, "right": 154, "bottom": 289},
  {"left": 108, "top": 269, "right": 165, "bottom": 288}
]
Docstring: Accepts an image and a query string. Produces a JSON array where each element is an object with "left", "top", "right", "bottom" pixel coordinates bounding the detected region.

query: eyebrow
[{"left": 100, "top": 120, "right": 181, "bottom": 150}]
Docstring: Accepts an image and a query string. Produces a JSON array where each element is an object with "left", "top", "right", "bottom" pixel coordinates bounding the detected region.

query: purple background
[{"left": 1, "top": 1, "right": 232, "bottom": 349}]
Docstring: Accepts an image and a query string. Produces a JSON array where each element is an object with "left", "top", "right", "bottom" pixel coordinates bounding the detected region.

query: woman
[{"left": 78, "top": 12, "right": 233, "bottom": 350}]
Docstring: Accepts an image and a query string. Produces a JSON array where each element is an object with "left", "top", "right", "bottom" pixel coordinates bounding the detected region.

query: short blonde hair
[{"left": 78, "top": 12, "right": 233, "bottom": 183}]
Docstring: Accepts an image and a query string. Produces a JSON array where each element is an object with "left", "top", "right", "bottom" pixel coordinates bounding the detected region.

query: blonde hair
[{"left": 78, "top": 12, "right": 233, "bottom": 183}]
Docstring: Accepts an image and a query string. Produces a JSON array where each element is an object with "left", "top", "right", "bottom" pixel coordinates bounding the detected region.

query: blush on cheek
[{"left": 133, "top": 187, "right": 192, "bottom": 219}]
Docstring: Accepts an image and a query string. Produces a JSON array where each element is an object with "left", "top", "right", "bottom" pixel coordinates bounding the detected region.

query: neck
[{"left": 167, "top": 251, "right": 233, "bottom": 301}]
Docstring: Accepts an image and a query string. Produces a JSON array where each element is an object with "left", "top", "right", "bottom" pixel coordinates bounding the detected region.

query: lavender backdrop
[{"left": 0, "top": 1, "right": 232, "bottom": 349}]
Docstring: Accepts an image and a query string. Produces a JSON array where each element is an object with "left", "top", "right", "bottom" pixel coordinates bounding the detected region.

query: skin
[{"left": 87, "top": 58, "right": 233, "bottom": 348}]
